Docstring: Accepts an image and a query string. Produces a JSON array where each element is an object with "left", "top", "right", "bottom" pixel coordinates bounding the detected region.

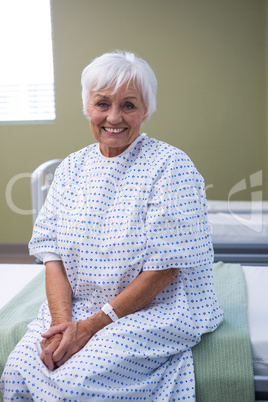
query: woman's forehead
[{"left": 90, "top": 81, "right": 142, "bottom": 100}]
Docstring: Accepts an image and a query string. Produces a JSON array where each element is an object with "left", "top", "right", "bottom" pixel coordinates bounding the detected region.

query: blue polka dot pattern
[{"left": 0, "top": 134, "right": 223, "bottom": 400}]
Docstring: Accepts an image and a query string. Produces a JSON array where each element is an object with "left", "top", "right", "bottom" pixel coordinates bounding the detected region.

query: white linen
[
  {"left": 0, "top": 264, "right": 44, "bottom": 309},
  {"left": 242, "top": 265, "right": 268, "bottom": 376}
]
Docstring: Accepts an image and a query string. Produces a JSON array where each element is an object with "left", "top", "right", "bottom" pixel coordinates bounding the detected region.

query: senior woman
[{"left": 1, "top": 51, "right": 223, "bottom": 401}]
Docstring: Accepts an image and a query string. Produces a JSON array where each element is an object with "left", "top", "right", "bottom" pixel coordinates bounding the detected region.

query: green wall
[{"left": 0, "top": 0, "right": 267, "bottom": 244}]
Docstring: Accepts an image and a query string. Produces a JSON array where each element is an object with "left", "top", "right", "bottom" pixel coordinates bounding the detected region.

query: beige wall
[{"left": 0, "top": 0, "right": 267, "bottom": 244}]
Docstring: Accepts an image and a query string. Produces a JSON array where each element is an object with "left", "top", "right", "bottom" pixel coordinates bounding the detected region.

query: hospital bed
[
  {"left": 207, "top": 200, "right": 268, "bottom": 400},
  {"left": 1, "top": 161, "right": 267, "bottom": 401},
  {"left": 0, "top": 262, "right": 267, "bottom": 401},
  {"left": 30, "top": 160, "right": 268, "bottom": 400}
]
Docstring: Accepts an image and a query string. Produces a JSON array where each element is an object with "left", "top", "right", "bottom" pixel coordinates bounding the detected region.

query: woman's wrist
[
  {"left": 49, "top": 302, "right": 72, "bottom": 327},
  {"left": 51, "top": 318, "right": 72, "bottom": 327},
  {"left": 84, "top": 309, "right": 113, "bottom": 336}
]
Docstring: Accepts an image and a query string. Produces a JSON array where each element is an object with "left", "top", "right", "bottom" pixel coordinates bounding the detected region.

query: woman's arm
[
  {"left": 45, "top": 260, "right": 73, "bottom": 326},
  {"left": 40, "top": 260, "right": 73, "bottom": 370},
  {"left": 109, "top": 268, "right": 179, "bottom": 318},
  {"left": 42, "top": 268, "right": 179, "bottom": 369}
]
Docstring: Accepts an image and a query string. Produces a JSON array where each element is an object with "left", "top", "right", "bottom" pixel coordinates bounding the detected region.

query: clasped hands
[{"left": 40, "top": 320, "right": 92, "bottom": 371}]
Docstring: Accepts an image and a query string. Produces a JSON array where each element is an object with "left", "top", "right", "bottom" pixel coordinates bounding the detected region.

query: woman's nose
[{"left": 107, "top": 106, "right": 123, "bottom": 124}]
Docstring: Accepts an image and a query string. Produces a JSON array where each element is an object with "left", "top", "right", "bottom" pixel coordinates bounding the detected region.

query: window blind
[{"left": 0, "top": 0, "right": 55, "bottom": 122}]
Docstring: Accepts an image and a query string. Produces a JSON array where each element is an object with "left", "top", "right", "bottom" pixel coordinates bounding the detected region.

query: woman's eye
[
  {"left": 123, "top": 103, "right": 135, "bottom": 110},
  {"left": 97, "top": 102, "right": 109, "bottom": 109}
]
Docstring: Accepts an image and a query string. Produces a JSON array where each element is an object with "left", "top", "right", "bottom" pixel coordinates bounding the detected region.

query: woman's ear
[
  {"left": 85, "top": 103, "right": 91, "bottom": 121},
  {"left": 142, "top": 110, "right": 149, "bottom": 124}
]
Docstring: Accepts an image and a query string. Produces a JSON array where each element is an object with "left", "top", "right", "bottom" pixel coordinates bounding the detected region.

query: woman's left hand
[{"left": 41, "top": 320, "right": 93, "bottom": 369}]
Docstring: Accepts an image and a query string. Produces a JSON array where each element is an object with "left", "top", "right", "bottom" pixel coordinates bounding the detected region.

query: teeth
[{"left": 104, "top": 128, "right": 125, "bottom": 133}]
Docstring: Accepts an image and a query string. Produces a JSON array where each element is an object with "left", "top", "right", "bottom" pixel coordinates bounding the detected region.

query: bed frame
[
  {"left": 31, "top": 159, "right": 62, "bottom": 224},
  {"left": 208, "top": 200, "right": 268, "bottom": 400},
  {"left": 214, "top": 243, "right": 268, "bottom": 266}
]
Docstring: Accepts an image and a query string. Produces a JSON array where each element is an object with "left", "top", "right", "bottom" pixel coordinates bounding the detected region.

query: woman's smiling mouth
[{"left": 103, "top": 127, "right": 126, "bottom": 134}]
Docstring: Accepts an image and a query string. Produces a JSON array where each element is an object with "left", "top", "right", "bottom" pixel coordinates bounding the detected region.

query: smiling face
[{"left": 87, "top": 81, "right": 147, "bottom": 157}]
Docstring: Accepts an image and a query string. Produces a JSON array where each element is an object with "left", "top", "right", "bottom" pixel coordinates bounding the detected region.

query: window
[{"left": 0, "top": 0, "right": 55, "bottom": 122}]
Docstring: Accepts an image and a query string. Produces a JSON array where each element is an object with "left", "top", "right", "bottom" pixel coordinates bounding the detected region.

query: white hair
[{"left": 81, "top": 50, "right": 157, "bottom": 121}]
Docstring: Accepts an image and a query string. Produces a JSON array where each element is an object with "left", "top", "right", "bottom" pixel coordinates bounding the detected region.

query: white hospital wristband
[{"left": 101, "top": 303, "right": 119, "bottom": 322}]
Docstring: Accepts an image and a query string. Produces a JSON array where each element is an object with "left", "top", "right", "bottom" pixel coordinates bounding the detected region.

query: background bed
[
  {"left": 0, "top": 262, "right": 267, "bottom": 401},
  {"left": 208, "top": 200, "right": 268, "bottom": 265}
]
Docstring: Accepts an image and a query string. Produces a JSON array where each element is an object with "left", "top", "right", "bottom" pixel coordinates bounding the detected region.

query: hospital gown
[{"left": 0, "top": 133, "right": 223, "bottom": 401}]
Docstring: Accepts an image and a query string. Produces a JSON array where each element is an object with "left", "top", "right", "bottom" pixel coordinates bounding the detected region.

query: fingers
[
  {"left": 41, "top": 323, "right": 67, "bottom": 338},
  {"left": 52, "top": 323, "right": 79, "bottom": 363},
  {"left": 53, "top": 351, "right": 71, "bottom": 368},
  {"left": 40, "top": 324, "right": 70, "bottom": 370},
  {"left": 40, "top": 324, "right": 74, "bottom": 370},
  {"left": 52, "top": 338, "right": 70, "bottom": 363},
  {"left": 40, "top": 338, "right": 47, "bottom": 350},
  {"left": 40, "top": 334, "right": 62, "bottom": 371},
  {"left": 40, "top": 321, "right": 92, "bottom": 370},
  {"left": 41, "top": 349, "right": 55, "bottom": 371},
  {"left": 53, "top": 340, "right": 83, "bottom": 368}
]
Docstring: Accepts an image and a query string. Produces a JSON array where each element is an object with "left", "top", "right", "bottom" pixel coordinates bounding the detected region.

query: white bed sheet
[
  {"left": 242, "top": 265, "right": 268, "bottom": 376},
  {"left": 0, "top": 264, "right": 267, "bottom": 376},
  {"left": 0, "top": 264, "right": 44, "bottom": 310}
]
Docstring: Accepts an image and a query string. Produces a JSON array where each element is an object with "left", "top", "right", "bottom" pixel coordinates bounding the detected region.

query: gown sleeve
[
  {"left": 29, "top": 161, "right": 66, "bottom": 262},
  {"left": 142, "top": 151, "right": 213, "bottom": 271}
]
